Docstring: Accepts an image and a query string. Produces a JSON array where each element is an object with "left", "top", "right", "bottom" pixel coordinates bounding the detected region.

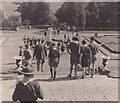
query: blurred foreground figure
[{"left": 12, "top": 65, "right": 44, "bottom": 103}]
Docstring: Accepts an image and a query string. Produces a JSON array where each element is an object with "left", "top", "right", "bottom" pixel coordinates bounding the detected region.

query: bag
[{"left": 24, "top": 50, "right": 31, "bottom": 60}]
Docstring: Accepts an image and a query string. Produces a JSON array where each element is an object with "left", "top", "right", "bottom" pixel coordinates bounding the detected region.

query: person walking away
[
  {"left": 80, "top": 40, "right": 92, "bottom": 79},
  {"left": 23, "top": 35, "right": 27, "bottom": 45},
  {"left": 88, "top": 37, "right": 98, "bottom": 78},
  {"left": 22, "top": 44, "right": 32, "bottom": 66},
  {"left": 40, "top": 40, "right": 47, "bottom": 72},
  {"left": 68, "top": 37, "right": 80, "bottom": 78},
  {"left": 12, "top": 65, "right": 44, "bottom": 103},
  {"left": 57, "top": 28, "right": 60, "bottom": 35},
  {"left": 48, "top": 43, "right": 60, "bottom": 80},
  {"left": 33, "top": 39, "right": 44, "bottom": 72},
  {"left": 61, "top": 41, "right": 65, "bottom": 55}
]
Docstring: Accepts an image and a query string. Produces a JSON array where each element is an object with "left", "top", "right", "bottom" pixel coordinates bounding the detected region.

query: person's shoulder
[{"left": 29, "top": 81, "right": 40, "bottom": 86}]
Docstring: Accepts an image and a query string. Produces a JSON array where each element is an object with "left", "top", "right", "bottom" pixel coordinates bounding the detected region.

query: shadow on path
[{"left": 34, "top": 76, "right": 83, "bottom": 82}]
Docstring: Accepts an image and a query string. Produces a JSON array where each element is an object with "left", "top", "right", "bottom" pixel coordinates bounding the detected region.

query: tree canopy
[
  {"left": 14, "top": 2, "right": 57, "bottom": 25},
  {"left": 56, "top": 2, "right": 118, "bottom": 30}
]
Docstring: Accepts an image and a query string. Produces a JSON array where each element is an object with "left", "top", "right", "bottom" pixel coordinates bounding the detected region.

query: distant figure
[
  {"left": 61, "top": 41, "right": 65, "bottom": 54},
  {"left": 27, "top": 36, "right": 30, "bottom": 44},
  {"left": 57, "top": 28, "right": 60, "bottom": 35},
  {"left": 12, "top": 65, "right": 44, "bottom": 103},
  {"left": 40, "top": 40, "right": 47, "bottom": 71},
  {"left": 33, "top": 39, "right": 46, "bottom": 72},
  {"left": 48, "top": 43, "right": 60, "bottom": 80},
  {"left": 80, "top": 40, "right": 92, "bottom": 79},
  {"left": 23, "top": 35, "right": 27, "bottom": 45},
  {"left": 89, "top": 37, "right": 98, "bottom": 78},
  {"left": 64, "top": 34, "right": 67, "bottom": 42},
  {"left": 68, "top": 37, "right": 80, "bottom": 78},
  {"left": 22, "top": 44, "right": 32, "bottom": 66},
  {"left": 57, "top": 41, "right": 61, "bottom": 52},
  {"left": 44, "top": 30, "right": 47, "bottom": 37},
  {"left": 67, "top": 35, "right": 70, "bottom": 43},
  {"left": 19, "top": 46, "right": 22, "bottom": 56}
]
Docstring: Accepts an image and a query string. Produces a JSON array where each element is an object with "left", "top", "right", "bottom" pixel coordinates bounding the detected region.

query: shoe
[
  {"left": 49, "top": 76, "right": 53, "bottom": 79},
  {"left": 85, "top": 72, "right": 89, "bottom": 75},
  {"left": 81, "top": 75, "right": 84, "bottom": 79},
  {"left": 68, "top": 74, "right": 71, "bottom": 77},
  {"left": 90, "top": 74, "right": 93, "bottom": 78},
  {"left": 41, "top": 69, "right": 43, "bottom": 72}
]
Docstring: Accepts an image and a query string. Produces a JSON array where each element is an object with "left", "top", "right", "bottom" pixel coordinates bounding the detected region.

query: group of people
[
  {"left": 18, "top": 33, "right": 98, "bottom": 80},
  {"left": 13, "top": 31, "right": 99, "bottom": 102},
  {"left": 67, "top": 36, "right": 98, "bottom": 79}
]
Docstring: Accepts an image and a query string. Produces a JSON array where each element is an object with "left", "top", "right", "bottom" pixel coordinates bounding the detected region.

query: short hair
[{"left": 82, "top": 40, "right": 86, "bottom": 45}]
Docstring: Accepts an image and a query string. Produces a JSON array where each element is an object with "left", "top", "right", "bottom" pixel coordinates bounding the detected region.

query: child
[{"left": 48, "top": 43, "right": 60, "bottom": 80}]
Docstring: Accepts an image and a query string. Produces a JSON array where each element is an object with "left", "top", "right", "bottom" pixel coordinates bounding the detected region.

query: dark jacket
[
  {"left": 12, "top": 81, "right": 44, "bottom": 103},
  {"left": 33, "top": 44, "right": 43, "bottom": 59}
]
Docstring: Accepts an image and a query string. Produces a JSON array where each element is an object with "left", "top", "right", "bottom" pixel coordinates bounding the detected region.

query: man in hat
[
  {"left": 89, "top": 37, "right": 98, "bottom": 78},
  {"left": 67, "top": 37, "right": 80, "bottom": 78},
  {"left": 48, "top": 43, "right": 60, "bottom": 80},
  {"left": 12, "top": 65, "right": 44, "bottom": 102},
  {"left": 33, "top": 39, "right": 46, "bottom": 72}
]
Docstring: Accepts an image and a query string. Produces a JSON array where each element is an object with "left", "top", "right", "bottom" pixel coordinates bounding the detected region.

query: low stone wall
[{"left": 92, "top": 37, "right": 120, "bottom": 54}]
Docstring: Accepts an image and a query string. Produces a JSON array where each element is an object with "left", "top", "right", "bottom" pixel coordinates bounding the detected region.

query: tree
[
  {"left": 55, "top": 2, "right": 89, "bottom": 30},
  {"left": 14, "top": 2, "right": 56, "bottom": 25}
]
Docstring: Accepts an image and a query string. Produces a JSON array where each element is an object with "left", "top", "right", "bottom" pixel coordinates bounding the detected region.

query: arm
[
  {"left": 12, "top": 83, "right": 20, "bottom": 101},
  {"left": 36, "top": 83, "right": 44, "bottom": 99}
]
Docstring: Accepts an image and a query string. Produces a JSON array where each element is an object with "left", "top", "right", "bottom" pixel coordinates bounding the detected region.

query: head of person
[
  {"left": 37, "top": 39, "right": 40, "bottom": 43},
  {"left": 82, "top": 40, "right": 86, "bottom": 45},
  {"left": 72, "top": 37, "right": 79, "bottom": 43},
  {"left": 90, "top": 37, "right": 95, "bottom": 44},
  {"left": 18, "top": 65, "right": 34, "bottom": 77},
  {"left": 25, "top": 44, "right": 29, "bottom": 49},
  {"left": 41, "top": 39, "right": 44, "bottom": 44},
  {"left": 51, "top": 43, "right": 57, "bottom": 50}
]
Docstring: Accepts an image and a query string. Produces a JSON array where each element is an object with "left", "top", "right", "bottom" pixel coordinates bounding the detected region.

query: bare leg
[
  {"left": 75, "top": 65, "right": 77, "bottom": 77},
  {"left": 50, "top": 66, "right": 53, "bottom": 78},
  {"left": 69, "top": 64, "right": 73, "bottom": 77},
  {"left": 81, "top": 67, "right": 85, "bottom": 79},
  {"left": 53, "top": 67, "right": 57, "bottom": 80}
]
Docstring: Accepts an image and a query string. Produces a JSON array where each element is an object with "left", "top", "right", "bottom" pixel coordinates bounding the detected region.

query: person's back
[
  {"left": 89, "top": 43, "right": 98, "bottom": 55},
  {"left": 23, "top": 49, "right": 31, "bottom": 60},
  {"left": 68, "top": 42, "right": 80, "bottom": 56},
  {"left": 12, "top": 66, "right": 44, "bottom": 103},
  {"left": 34, "top": 44, "right": 43, "bottom": 59}
]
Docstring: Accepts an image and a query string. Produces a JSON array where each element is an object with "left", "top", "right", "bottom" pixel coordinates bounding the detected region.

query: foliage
[
  {"left": 56, "top": 2, "right": 118, "bottom": 30},
  {"left": 14, "top": 2, "right": 57, "bottom": 25}
]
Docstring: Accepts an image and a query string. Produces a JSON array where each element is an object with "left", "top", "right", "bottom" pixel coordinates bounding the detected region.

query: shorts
[
  {"left": 49, "top": 58, "right": 59, "bottom": 67},
  {"left": 70, "top": 55, "right": 79, "bottom": 65}
]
